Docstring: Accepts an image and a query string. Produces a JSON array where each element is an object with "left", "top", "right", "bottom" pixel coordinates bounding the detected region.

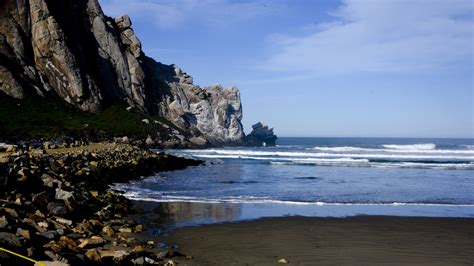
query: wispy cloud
[
  {"left": 99, "top": 0, "right": 274, "bottom": 29},
  {"left": 260, "top": 0, "right": 474, "bottom": 75}
]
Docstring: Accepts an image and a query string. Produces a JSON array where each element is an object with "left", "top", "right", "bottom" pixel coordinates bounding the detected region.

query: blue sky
[{"left": 100, "top": 0, "right": 473, "bottom": 138}]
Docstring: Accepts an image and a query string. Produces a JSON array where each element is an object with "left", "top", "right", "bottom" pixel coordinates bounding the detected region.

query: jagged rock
[
  {"left": 22, "top": 218, "right": 47, "bottom": 233},
  {"left": 0, "top": 232, "right": 21, "bottom": 248},
  {"left": 55, "top": 217, "right": 72, "bottom": 226},
  {"left": 85, "top": 248, "right": 102, "bottom": 262},
  {"left": 44, "top": 250, "right": 69, "bottom": 264},
  {"left": 119, "top": 227, "right": 132, "bottom": 233},
  {"left": 244, "top": 122, "right": 278, "bottom": 147},
  {"left": 145, "top": 257, "right": 157, "bottom": 264},
  {"left": 132, "top": 245, "right": 144, "bottom": 253},
  {"left": 55, "top": 188, "right": 73, "bottom": 201},
  {"left": 78, "top": 236, "right": 104, "bottom": 249},
  {"left": 38, "top": 221, "right": 49, "bottom": 229},
  {"left": 99, "top": 249, "right": 129, "bottom": 264},
  {"left": 0, "top": 216, "right": 8, "bottom": 229},
  {"left": 0, "top": 0, "right": 245, "bottom": 145},
  {"left": 7, "top": 208, "right": 18, "bottom": 218},
  {"left": 134, "top": 224, "right": 144, "bottom": 233},
  {"left": 16, "top": 228, "right": 31, "bottom": 239},
  {"left": 131, "top": 256, "right": 145, "bottom": 265},
  {"left": 102, "top": 225, "right": 115, "bottom": 236},
  {"left": 115, "top": 15, "right": 132, "bottom": 30},
  {"left": 145, "top": 136, "right": 154, "bottom": 145},
  {"left": 37, "top": 230, "right": 57, "bottom": 240},
  {"left": 47, "top": 202, "right": 68, "bottom": 215},
  {"left": 0, "top": 232, "right": 23, "bottom": 260}
]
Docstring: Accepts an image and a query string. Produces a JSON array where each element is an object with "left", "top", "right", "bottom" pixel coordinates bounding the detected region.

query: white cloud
[
  {"left": 99, "top": 0, "right": 273, "bottom": 29},
  {"left": 261, "top": 0, "right": 474, "bottom": 75}
]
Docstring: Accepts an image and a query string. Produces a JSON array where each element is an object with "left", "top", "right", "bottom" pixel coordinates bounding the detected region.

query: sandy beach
[{"left": 161, "top": 216, "right": 474, "bottom": 265}]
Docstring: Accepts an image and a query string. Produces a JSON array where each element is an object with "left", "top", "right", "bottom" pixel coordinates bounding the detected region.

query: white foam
[
  {"left": 271, "top": 160, "right": 473, "bottom": 170},
  {"left": 310, "top": 146, "right": 373, "bottom": 152},
  {"left": 382, "top": 143, "right": 436, "bottom": 150},
  {"left": 186, "top": 150, "right": 474, "bottom": 160},
  {"left": 121, "top": 193, "right": 474, "bottom": 207},
  {"left": 309, "top": 146, "right": 474, "bottom": 154}
]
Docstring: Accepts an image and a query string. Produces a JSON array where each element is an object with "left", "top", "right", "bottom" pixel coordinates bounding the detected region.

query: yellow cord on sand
[{"left": 0, "top": 247, "right": 46, "bottom": 266}]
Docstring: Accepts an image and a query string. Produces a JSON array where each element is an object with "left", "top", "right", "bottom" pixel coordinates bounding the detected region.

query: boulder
[
  {"left": 47, "top": 202, "right": 68, "bottom": 216},
  {"left": 244, "top": 122, "right": 278, "bottom": 146}
]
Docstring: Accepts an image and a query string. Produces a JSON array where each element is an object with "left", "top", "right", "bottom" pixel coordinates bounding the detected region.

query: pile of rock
[
  {"left": 244, "top": 122, "right": 278, "bottom": 147},
  {"left": 0, "top": 144, "right": 201, "bottom": 265}
]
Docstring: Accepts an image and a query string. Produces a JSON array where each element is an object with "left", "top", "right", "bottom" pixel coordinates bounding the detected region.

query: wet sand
[{"left": 162, "top": 216, "right": 474, "bottom": 265}]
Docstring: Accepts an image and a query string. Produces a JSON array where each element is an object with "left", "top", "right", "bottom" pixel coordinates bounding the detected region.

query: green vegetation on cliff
[{"left": 0, "top": 95, "right": 177, "bottom": 141}]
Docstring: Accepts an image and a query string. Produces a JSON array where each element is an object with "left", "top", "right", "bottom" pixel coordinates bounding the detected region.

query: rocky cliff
[{"left": 0, "top": 0, "right": 243, "bottom": 145}]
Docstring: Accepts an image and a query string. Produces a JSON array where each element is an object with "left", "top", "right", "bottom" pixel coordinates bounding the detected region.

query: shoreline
[
  {"left": 159, "top": 215, "right": 474, "bottom": 265},
  {"left": 124, "top": 199, "right": 474, "bottom": 232}
]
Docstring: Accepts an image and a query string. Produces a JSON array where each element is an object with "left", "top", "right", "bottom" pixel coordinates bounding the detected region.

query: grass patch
[{"left": 0, "top": 95, "right": 178, "bottom": 141}]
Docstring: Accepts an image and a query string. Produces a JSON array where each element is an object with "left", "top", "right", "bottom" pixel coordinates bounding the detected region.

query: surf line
[{"left": 0, "top": 247, "right": 46, "bottom": 266}]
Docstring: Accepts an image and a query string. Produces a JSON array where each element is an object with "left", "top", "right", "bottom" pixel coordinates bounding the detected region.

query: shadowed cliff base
[{"left": 0, "top": 94, "right": 180, "bottom": 145}]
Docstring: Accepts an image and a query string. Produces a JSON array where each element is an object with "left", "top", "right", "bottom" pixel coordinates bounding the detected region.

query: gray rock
[
  {"left": 244, "top": 122, "right": 278, "bottom": 146},
  {"left": 0, "top": 232, "right": 22, "bottom": 260},
  {"left": 55, "top": 217, "right": 72, "bottom": 226},
  {"left": 132, "top": 256, "right": 145, "bottom": 265},
  {"left": 55, "top": 188, "right": 73, "bottom": 201},
  {"left": 0, "top": 216, "right": 8, "bottom": 229},
  {"left": 0, "top": 232, "right": 21, "bottom": 248},
  {"left": 47, "top": 202, "right": 68, "bottom": 215},
  {"left": 115, "top": 15, "right": 132, "bottom": 29},
  {"left": 37, "top": 230, "right": 57, "bottom": 240},
  {"left": 189, "top": 136, "right": 207, "bottom": 146},
  {"left": 145, "top": 136, "right": 154, "bottom": 145}
]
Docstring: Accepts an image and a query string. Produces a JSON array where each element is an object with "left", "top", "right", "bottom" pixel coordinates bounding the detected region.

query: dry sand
[{"left": 162, "top": 216, "right": 474, "bottom": 266}]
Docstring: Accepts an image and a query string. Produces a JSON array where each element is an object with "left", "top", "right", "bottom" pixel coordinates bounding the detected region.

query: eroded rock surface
[{"left": 0, "top": 0, "right": 243, "bottom": 145}]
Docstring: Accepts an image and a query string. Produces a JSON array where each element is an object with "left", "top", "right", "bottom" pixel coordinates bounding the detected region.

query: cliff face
[{"left": 0, "top": 0, "right": 244, "bottom": 145}]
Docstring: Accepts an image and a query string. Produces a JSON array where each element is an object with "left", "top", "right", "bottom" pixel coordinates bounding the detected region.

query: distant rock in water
[
  {"left": 244, "top": 122, "right": 277, "bottom": 146},
  {"left": 0, "top": 0, "right": 243, "bottom": 146}
]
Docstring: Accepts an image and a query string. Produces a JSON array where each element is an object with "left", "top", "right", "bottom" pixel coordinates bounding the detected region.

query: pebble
[
  {"left": 119, "top": 227, "right": 132, "bottom": 233},
  {"left": 102, "top": 225, "right": 115, "bottom": 236}
]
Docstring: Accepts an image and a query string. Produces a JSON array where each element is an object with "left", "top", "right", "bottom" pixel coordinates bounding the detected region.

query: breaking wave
[
  {"left": 382, "top": 143, "right": 436, "bottom": 150},
  {"left": 120, "top": 192, "right": 474, "bottom": 207},
  {"left": 171, "top": 144, "right": 474, "bottom": 170}
]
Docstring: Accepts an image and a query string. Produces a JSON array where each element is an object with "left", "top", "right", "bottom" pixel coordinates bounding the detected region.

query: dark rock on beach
[{"left": 0, "top": 143, "right": 201, "bottom": 265}]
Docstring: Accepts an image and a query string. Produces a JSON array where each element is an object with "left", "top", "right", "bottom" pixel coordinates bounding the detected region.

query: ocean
[{"left": 114, "top": 137, "right": 474, "bottom": 228}]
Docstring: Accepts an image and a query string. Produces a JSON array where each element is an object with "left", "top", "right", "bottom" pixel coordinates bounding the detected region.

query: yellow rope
[{"left": 0, "top": 247, "right": 46, "bottom": 266}]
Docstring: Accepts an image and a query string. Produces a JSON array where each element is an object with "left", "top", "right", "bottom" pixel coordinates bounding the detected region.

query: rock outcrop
[
  {"left": 0, "top": 0, "right": 243, "bottom": 145},
  {"left": 244, "top": 122, "right": 277, "bottom": 146}
]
